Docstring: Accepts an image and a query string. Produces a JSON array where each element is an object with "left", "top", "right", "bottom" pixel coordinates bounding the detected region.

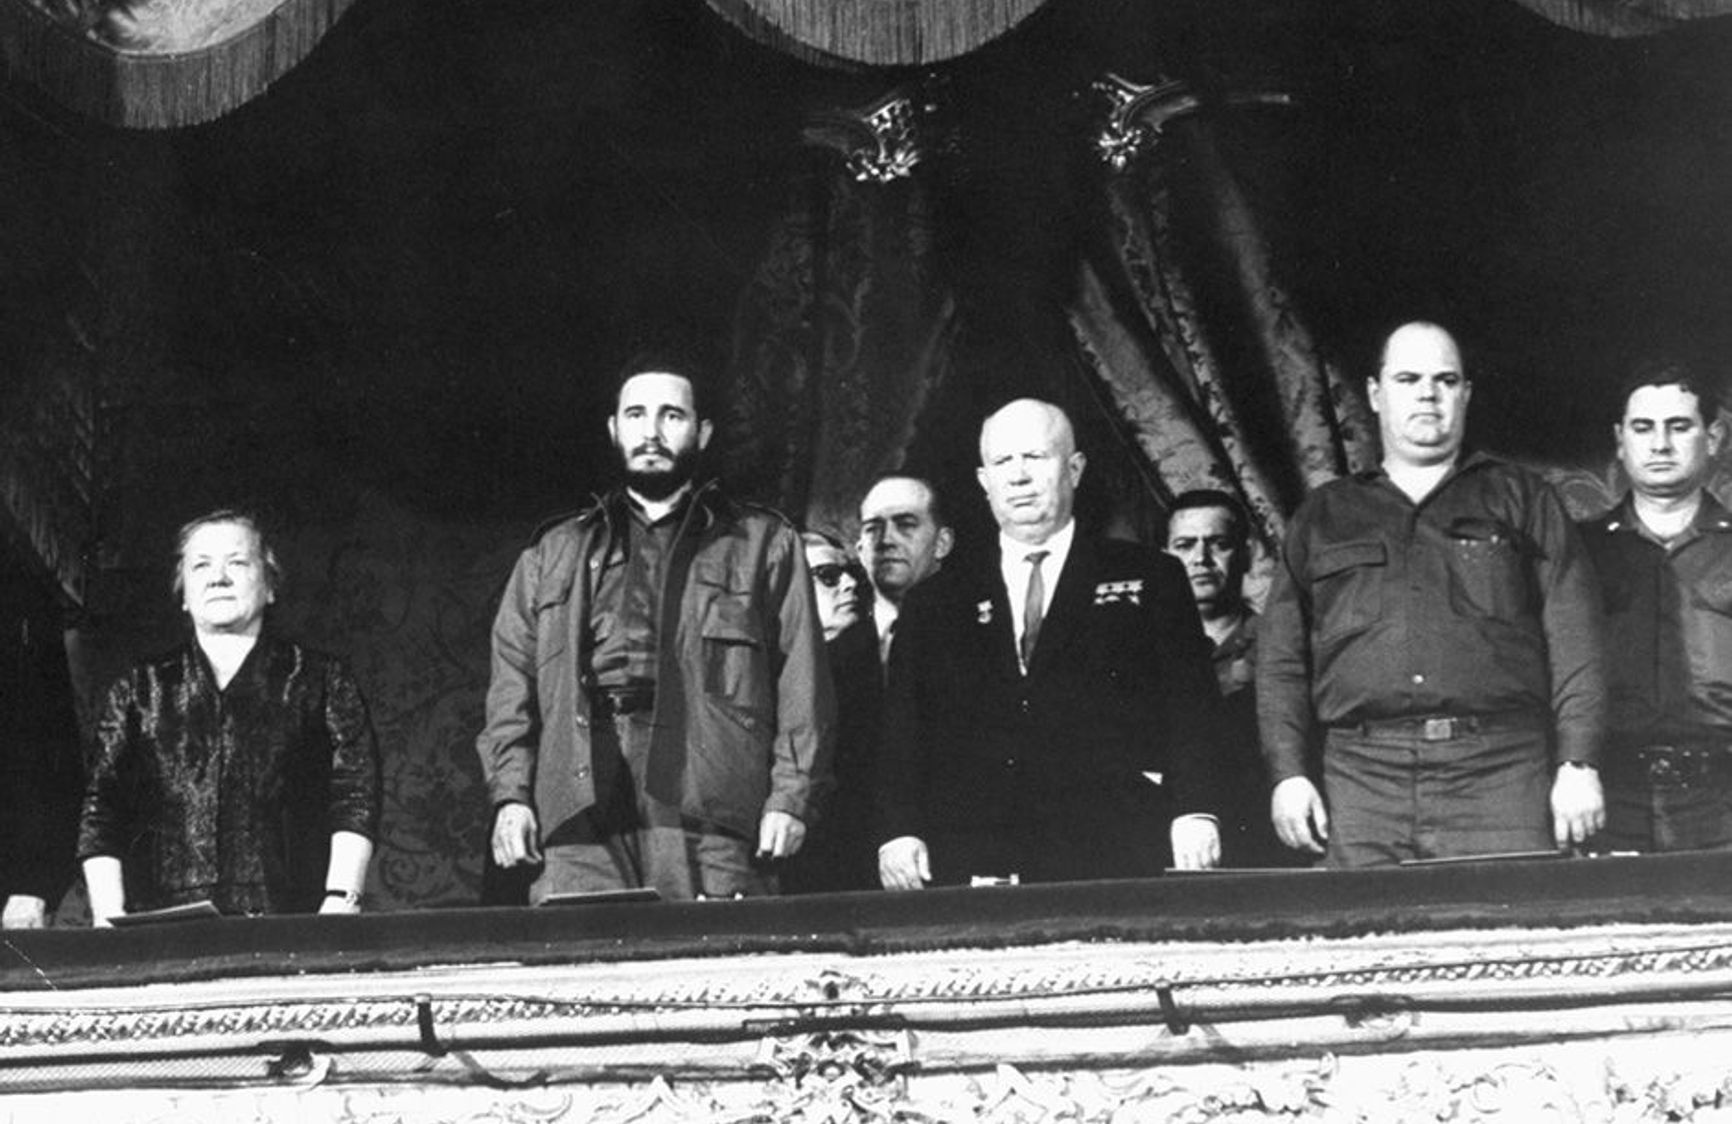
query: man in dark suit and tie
[{"left": 875, "top": 398, "right": 1223, "bottom": 888}]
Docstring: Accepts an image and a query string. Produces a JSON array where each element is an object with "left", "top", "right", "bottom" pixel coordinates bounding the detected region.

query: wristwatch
[{"left": 323, "top": 888, "right": 362, "bottom": 907}]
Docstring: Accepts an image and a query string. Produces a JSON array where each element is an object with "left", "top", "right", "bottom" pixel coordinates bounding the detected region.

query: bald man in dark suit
[{"left": 875, "top": 399, "right": 1222, "bottom": 888}]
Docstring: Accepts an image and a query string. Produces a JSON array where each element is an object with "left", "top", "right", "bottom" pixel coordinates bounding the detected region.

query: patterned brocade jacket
[{"left": 77, "top": 634, "right": 382, "bottom": 915}]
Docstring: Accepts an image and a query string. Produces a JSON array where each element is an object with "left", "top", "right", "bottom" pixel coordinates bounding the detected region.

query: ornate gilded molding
[
  {"left": 1091, "top": 71, "right": 1296, "bottom": 171},
  {"left": 8, "top": 923, "right": 1732, "bottom": 1075},
  {"left": 9, "top": 1036, "right": 1732, "bottom": 1122},
  {"left": 801, "top": 86, "right": 935, "bottom": 183}
]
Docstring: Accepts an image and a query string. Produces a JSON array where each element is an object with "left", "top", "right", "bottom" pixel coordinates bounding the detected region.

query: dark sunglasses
[{"left": 811, "top": 563, "right": 850, "bottom": 588}]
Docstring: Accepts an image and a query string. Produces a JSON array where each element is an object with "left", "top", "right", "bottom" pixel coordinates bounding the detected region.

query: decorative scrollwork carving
[
  {"left": 1091, "top": 71, "right": 1297, "bottom": 172},
  {"left": 801, "top": 86, "right": 935, "bottom": 183}
]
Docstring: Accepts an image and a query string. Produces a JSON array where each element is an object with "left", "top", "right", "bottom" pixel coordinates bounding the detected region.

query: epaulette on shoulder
[
  {"left": 732, "top": 495, "right": 800, "bottom": 531},
  {"left": 529, "top": 497, "right": 604, "bottom": 546}
]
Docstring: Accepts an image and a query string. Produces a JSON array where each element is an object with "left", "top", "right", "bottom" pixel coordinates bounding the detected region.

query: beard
[{"left": 620, "top": 440, "right": 701, "bottom": 501}]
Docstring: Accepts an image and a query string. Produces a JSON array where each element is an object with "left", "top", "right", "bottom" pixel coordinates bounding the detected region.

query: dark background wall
[{"left": 4, "top": 0, "right": 1732, "bottom": 912}]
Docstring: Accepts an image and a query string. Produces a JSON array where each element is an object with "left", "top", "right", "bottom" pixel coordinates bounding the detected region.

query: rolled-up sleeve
[
  {"left": 1257, "top": 519, "right": 1316, "bottom": 785},
  {"left": 1528, "top": 480, "right": 1606, "bottom": 767}
]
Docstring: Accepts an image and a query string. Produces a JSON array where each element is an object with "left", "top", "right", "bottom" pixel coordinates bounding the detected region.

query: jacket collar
[
  {"left": 1600, "top": 489, "right": 1732, "bottom": 538},
  {"left": 581, "top": 478, "right": 735, "bottom": 533}
]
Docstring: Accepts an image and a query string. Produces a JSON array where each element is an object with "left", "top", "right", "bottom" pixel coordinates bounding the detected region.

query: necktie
[{"left": 1020, "top": 550, "right": 1050, "bottom": 669}]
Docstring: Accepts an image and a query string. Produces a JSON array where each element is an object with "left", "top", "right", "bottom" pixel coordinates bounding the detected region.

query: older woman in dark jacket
[{"left": 79, "top": 510, "right": 381, "bottom": 922}]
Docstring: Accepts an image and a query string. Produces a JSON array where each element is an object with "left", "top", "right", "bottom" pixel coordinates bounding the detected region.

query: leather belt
[
  {"left": 1338, "top": 710, "right": 1542, "bottom": 742},
  {"left": 593, "top": 684, "right": 656, "bottom": 717},
  {"left": 1618, "top": 743, "right": 1732, "bottom": 791}
]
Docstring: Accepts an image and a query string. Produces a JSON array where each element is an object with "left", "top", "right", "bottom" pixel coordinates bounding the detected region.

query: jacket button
[{"left": 576, "top": 767, "right": 590, "bottom": 779}]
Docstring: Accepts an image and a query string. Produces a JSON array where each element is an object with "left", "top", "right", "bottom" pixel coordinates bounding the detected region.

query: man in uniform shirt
[
  {"left": 1163, "top": 489, "right": 1288, "bottom": 867},
  {"left": 478, "top": 351, "right": 834, "bottom": 900},
  {"left": 877, "top": 399, "right": 1221, "bottom": 888},
  {"left": 857, "top": 474, "right": 954, "bottom": 667},
  {"left": 1259, "top": 321, "right": 1605, "bottom": 867},
  {"left": 1580, "top": 359, "right": 1732, "bottom": 852}
]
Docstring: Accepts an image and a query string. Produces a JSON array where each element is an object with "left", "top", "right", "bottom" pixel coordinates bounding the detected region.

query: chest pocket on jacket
[
  {"left": 701, "top": 594, "right": 768, "bottom": 705},
  {"left": 1686, "top": 570, "right": 1732, "bottom": 685},
  {"left": 1308, "top": 540, "right": 1386, "bottom": 642},
  {"left": 1445, "top": 518, "right": 1530, "bottom": 619},
  {"left": 1691, "top": 571, "right": 1732, "bottom": 616},
  {"left": 533, "top": 582, "right": 576, "bottom": 667}
]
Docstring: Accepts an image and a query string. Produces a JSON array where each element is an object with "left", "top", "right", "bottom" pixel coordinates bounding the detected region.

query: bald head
[
  {"left": 1370, "top": 321, "right": 1472, "bottom": 469},
  {"left": 977, "top": 399, "right": 1086, "bottom": 545}
]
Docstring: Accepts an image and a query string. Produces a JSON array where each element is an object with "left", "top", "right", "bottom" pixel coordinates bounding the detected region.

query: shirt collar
[
  {"left": 1357, "top": 448, "right": 1494, "bottom": 483},
  {"left": 998, "top": 518, "right": 1077, "bottom": 572},
  {"left": 1605, "top": 489, "right": 1732, "bottom": 541},
  {"left": 872, "top": 594, "right": 899, "bottom": 638}
]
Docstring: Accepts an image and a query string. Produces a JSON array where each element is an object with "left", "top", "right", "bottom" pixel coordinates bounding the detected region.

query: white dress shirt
[
  {"left": 872, "top": 594, "right": 900, "bottom": 667},
  {"left": 998, "top": 519, "right": 1076, "bottom": 670}
]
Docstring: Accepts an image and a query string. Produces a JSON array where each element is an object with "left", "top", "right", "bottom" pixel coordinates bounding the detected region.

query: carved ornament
[
  {"left": 1092, "top": 71, "right": 1296, "bottom": 171},
  {"left": 801, "top": 87, "right": 933, "bottom": 183}
]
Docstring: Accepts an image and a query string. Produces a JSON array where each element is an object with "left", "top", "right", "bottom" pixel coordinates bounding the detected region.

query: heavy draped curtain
[
  {"left": 1507, "top": 0, "right": 1732, "bottom": 34},
  {"left": 724, "top": 84, "right": 1377, "bottom": 605},
  {"left": 1068, "top": 105, "right": 1378, "bottom": 602},
  {"left": 722, "top": 147, "right": 957, "bottom": 540}
]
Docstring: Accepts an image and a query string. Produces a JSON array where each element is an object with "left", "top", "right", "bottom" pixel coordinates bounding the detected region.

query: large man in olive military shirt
[{"left": 1259, "top": 321, "right": 1606, "bottom": 867}]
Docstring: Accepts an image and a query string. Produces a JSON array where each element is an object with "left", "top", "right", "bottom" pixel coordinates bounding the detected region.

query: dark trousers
[
  {"left": 924, "top": 790, "right": 1172, "bottom": 886},
  {"left": 1322, "top": 723, "right": 1552, "bottom": 869},
  {"left": 530, "top": 712, "right": 775, "bottom": 902},
  {"left": 1600, "top": 746, "right": 1732, "bottom": 853}
]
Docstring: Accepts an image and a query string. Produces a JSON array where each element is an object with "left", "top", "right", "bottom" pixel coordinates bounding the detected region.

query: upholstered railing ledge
[
  {"left": 5, "top": 852, "right": 1732, "bottom": 993},
  {"left": 4, "top": 856, "right": 1732, "bottom": 1115}
]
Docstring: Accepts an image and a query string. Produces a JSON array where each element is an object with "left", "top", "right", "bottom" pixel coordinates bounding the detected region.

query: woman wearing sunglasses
[{"left": 783, "top": 531, "right": 880, "bottom": 893}]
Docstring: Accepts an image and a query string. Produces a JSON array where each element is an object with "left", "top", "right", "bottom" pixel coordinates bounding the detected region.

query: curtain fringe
[
  {"left": 704, "top": 0, "right": 1050, "bottom": 67},
  {"left": 0, "top": 0, "right": 357, "bottom": 130}
]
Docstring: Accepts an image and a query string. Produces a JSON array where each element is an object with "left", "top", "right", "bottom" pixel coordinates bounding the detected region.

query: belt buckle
[
  {"left": 1422, "top": 717, "right": 1455, "bottom": 741},
  {"left": 1645, "top": 747, "right": 1682, "bottom": 789}
]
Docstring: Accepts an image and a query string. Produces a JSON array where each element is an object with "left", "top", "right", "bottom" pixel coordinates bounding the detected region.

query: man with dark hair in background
[
  {"left": 1260, "top": 320, "right": 1605, "bottom": 867},
  {"left": 857, "top": 474, "right": 954, "bottom": 668},
  {"left": 1580, "top": 358, "right": 1732, "bottom": 853},
  {"left": 1163, "top": 488, "right": 1290, "bottom": 867},
  {"left": 478, "top": 350, "right": 835, "bottom": 900}
]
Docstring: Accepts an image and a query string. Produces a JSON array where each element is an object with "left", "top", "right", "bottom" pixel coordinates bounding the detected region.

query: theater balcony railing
[{"left": 4, "top": 853, "right": 1732, "bottom": 1121}]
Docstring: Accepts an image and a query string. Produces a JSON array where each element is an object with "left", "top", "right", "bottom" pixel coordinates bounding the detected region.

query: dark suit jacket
[
  {"left": 876, "top": 533, "right": 1221, "bottom": 884},
  {"left": 782, "top": 617, "right": 884, "bottom": 894}
]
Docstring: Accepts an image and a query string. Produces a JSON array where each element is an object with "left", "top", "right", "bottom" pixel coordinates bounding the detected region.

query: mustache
[{"left": 631, "top": 440, "right": 673, "bottom": 458}]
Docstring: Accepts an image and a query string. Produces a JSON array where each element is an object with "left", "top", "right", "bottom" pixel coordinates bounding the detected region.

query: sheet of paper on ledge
[
  {"left": 537, "top": 888, "right": 663, "bottom": 906},
  {"left": 108, "top": 900, "right": 222, "bottom": 926}
]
